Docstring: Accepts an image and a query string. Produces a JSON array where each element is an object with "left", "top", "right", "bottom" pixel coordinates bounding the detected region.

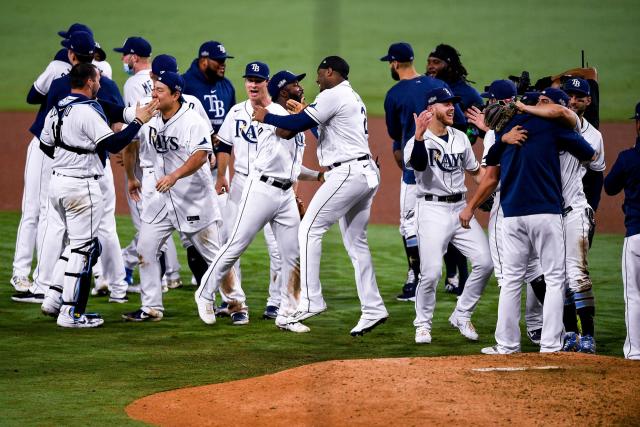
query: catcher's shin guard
[{"left": 64, "top": 237, "right": 102, "bottom": 315}]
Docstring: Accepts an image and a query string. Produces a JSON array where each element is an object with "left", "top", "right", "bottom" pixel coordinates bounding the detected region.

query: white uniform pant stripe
[{"left": 623, "top": 234, "right": 640, "bottom": 360}]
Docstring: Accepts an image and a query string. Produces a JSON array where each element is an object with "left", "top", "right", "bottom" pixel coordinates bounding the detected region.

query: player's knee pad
[{"left": 574, "top": 288, "right": 595, "bottom": 309}]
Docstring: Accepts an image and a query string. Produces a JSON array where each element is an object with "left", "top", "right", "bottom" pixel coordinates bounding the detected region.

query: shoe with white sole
[
  {"left": 277, "top": 321, "right": 310, "bottom": 333},
  {"left": 10, "top": 275, "right": 31, "bottom": 293},
  {"left": 57, "top": 307, "right": 104, "bottom": 328},
  {"left": 121, "top": 308, "right": 163, "bottom": 322},
  {"left": 287, "top": 306, "right": 327, "bottom": 324},
  {"left": 11, "top": 291, "right": 44, "bottom": 303},
  {"left": 167, "top": 278, "right": 183, "bottom": 289},
  {"left": 231, "top": 311, "right": 249, "bottom": 325},
  {"left": 108, "top": 295, "right": 128, "bottom": 304},
  {"left": 448, "top": 312, "right": 479, "bottom": 341},
  {"left": 350, "top": 316, "right": 388, "bottom": 336},
  {"left": 41, "top": 286, "right": 63, "bottom": 317},
  {"left": 90, "top": 281, "right": 109, "bottom": 297},
  {"left": 481, "top": 345, "right": 519, "bottom": 355},
  {"left": 194, "top": 294, "right": 217, "bottom": 325},
  {"left": 415, "top": 326, "right": 432, "bottom": 344}
]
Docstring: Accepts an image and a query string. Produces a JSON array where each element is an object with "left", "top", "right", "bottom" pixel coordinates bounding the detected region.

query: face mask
[{"left": 123, "top": 63, "right": 134, "bottom": 75}]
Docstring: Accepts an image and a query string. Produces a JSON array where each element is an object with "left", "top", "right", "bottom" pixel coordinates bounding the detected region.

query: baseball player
[
  {"left": 466, "top": 79, "right": 547, "bottom": 345},
  {"left": 197, "top": 63, "right": 317, "bottom": 332},
  {"left": 114, "top": 36, "right": 183, "bottom": 292},
  {"left": 426, "top": 43, "right": 483, "bottom": 294},
  {"left": 510, "top": 86, "right": 605, "bottom": 353},
  {"left": 380, "top": 42, "right": 466, "bottom": 302},
  {"left": 122, "top": 71, "right": 245, "bottom": 322},
  {"left": 214, "top": 64, "right": 295, "bottom": 320},
  {"left": 253, "top": 56, "right": 388, "bottom": 336},
  {"left": 403, "top": 87, "right": 492, "bottom": 344},
  {"left": 604, "top": 101, "right": 640, "bottom": 360},
  {"left": 11, "top": 23, "right": 98, "bottom": 299},
  {"left": 39, "top": 62, "right": 156, "bottom": 327},
  {"left": 460, "top": 100, "right": 595, "bottom": 354}
]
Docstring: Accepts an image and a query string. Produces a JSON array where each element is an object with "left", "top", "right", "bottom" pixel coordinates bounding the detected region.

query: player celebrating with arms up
[{"left": 404, "top": 87, "right": 493, "bottom": 344}]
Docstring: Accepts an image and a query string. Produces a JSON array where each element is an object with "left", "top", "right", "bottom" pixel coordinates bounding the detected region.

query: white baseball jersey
[
  {"left": 560, "top": 117, "right": 605, "bottom": 209},
  {"left": 144, "top": 103, "right": 220, "bottom": 233},
  {"left": 253, "top": 102, "right": 305, "bottom": 181},
  {"left": 217, "top": 100, "right": 259, "bottom": 175},
  {"left": 404, "top": 127, "right": 479, "bottom": 196},
  {"left": 40, "top": 96, "right": 113, "bottom": 177},
  {"left": 33, "top": 60, "right": 71, "bottom": 95},
  {"left": 123, "top": 69, "right": 153, "bottom": 108},
  {"left": 93, "top": 60, "right": 112, "bottom": 80},
  {"left": 138, "top": 94, "right": 212, "bottom": 168},
  {"left": 303, "top": 80, "right": 370, "bottom": 167}
]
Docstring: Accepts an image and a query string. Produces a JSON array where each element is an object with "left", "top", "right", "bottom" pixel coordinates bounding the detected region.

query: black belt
[
  {"left": 562, "top": 206, "right": 573, "bottom": 216},
  {"left": 327, "top": 154, "right": 370, "bottom": 170},
  {"left": 424, "top": 193, "right": 464, "bottom": 203},
  {"left": 53, "top": 170, "right": 100, "bottom": 180},
  {"left": 260, "top": 175, "right": 292, "bottom": 190}
]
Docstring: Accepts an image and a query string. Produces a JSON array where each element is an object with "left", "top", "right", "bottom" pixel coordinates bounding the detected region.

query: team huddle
[{"left": 8, "top": 24, "right": 640, "bottom": 359}]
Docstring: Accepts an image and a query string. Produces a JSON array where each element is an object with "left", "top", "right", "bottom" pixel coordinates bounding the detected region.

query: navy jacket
[
  {"left": 489, "top": 114, "right": 595, "bottom": 217},
  {"left": 182, "top": 59, "right": 235, "bottom": 134},
  {"left": 604, "top": 138, "right": 640, "bottom": 237}
]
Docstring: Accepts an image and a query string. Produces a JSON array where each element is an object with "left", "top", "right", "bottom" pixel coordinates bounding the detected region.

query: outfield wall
[{"left": 0, "top": 112, "right": 632, "bottom": 233}]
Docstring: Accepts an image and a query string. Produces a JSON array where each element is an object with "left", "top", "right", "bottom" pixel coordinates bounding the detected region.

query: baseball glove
[
  {"left": 478, "top": 192, "right": 496, "bottom": 212},
  {"left": 484, "top": 101, "right": 518, "bottom": 132}
]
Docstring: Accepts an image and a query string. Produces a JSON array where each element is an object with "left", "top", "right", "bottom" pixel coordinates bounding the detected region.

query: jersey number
[{"left": 361, "top": 106, "right": 368, "bottom": 135}]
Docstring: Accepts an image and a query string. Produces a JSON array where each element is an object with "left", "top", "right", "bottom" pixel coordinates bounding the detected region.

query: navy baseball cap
[
  {"left": 152, "top": 54, "right": 178, "bottom": 75},
  {"left": 114, "top": 37, "right": 152, "bottom": 57},
  {"left": 156, "top": 71, "right": 185, "bottom": 93},
  {"left": 61, "top": 31, "right": 96, "bottom": 56},
  {"left": 425, "top": 87, "right": 461, "bottom": 106},
  {"left": 562, "top": 77, "right": 591, "bottom": 97},
  {"left": 522, "top": 91, "right": 541, "bottom": 105},
  {"left": 199, "top": 41, "right": 233, "bottom": 60},
  {"left": 540, "top": 87, "right": 570, "bottom": 107},
  {"left": 58, "top": 23, "right": 92, "bottom": 38},
  {"left": 243, "top": 61, "right": 270, "bottom": 80},
  {"left": 318, "top": 56, "right": 350, "bottom": 78},
  {"left": 631, "top": 102, "right": 640, "bottom": 120},
  {"left": 481, "top": 80, "right": 517, "bottom": 100},
  {"left": 380, "top": 42, "right": 414, "bottom": 62},
  {"left": 268, "top": 70, "right": 306, "bottom": 98}
]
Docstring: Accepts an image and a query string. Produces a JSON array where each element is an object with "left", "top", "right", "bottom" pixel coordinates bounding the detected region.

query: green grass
[
  {"left": 0, "top": 211, "right": 628, "bottom": 425},
  {"left": 0, "top": 0, "right": 638, "bottom": 119}
]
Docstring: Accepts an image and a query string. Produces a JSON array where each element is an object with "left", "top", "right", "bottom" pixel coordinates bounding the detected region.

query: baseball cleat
[
  {"left": 121, "top": 308, "right": 163, "bottom": 322},
  {"left": 167, "top": 278, "right": 183, "bottom": 289},
  {"left": 481, "top": 345, "right": 519, "bottom": 355},
  {"left": 161, "top": 279, "right": 169, "bottom": 294},
  {"left": 57, "top": 307, "right": 104, "bottom": 328},
  {"left": 262, "top": 305, "right": 279, "bottom": 320},
  {"left": 562, "top": 332, "right": 580, "bottom": 352},
  {"left": 41, "top": 286, "right": 63, "bottom": 317},
  {"left": 287, "top": 306, "right": 327, "bottom": 324},
  {"left": 194, "top": 294, "right": 217, "bottom": 325},
  {"left": 215, "top": 301, "right": 230, "bottom": 317},
  {"left": 448, "top": 313, "right": 479, "bottom": 341},
  {"left": 277, "top": 321, "right": 310, "bottom": 333},
  {"left": 91, "top": 281, "right": 109, "bottom": 297},
  {"left": 415, "top": 326, "right": 432, "bottom": 344},
  {"left": 527, "top": 328, "right": 542, "bottom": 346},
  {"left": 578, "top": 334, "right": 596, "bottom": 354},
  {"left": 396, "top": 282, "right": 416, "bottom": 302},
  {"left": 10, "top": 275, "right": 31, "bottom": 293},
  {"left": 231, "top": 311, "right": 249, "bottom": 325},
  {"left": 350, "top": 316, "right": 388, "bottom": 336},
  {"left": 11, "top": 291, "right": 45, "bottom": 304}
]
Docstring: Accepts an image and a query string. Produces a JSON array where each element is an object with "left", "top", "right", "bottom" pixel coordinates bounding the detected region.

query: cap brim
[
  {"left": 380, "top": 54, "right": 392, "bottom": 61},
  {"left": 446, "top": 96, "right": 462, "bottom": 104},
  {"left": 60, "top": 39, "right": 72, "bottom": 49},
  {"left": 564, "top": 89, "right": 590, "bottom": 97},
  {"left": 295, "top": 73, "right": 306, "bottom": 82},
  {"left": 243, "top": 74, "right": 267, "bottom": 80},
  {"left": 204, "top": 55, "right": 234, "bottom": 60},
  {"left": 58, "top": 30, "right": 68, "bottom": 38},
  {"left": 113, "top": 47, "right": 126, "bottom": 53},
  {"left": 480, "top": 92, "right": 491, "bottom": 98}
]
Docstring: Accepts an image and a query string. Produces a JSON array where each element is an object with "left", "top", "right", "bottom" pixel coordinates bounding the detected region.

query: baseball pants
[
  {"left": 48, "top": 174, "right": 104, "bottom": 307},
  {"left": 297, "top": 159, "right": 388, "bottom": 321},
  {"left": 623, "top": 233, "right": 640, "bottom": 360},
  {"left": 227, "top": 172, "right": 281, "bottom": 307},
  {"left": 488, "top": 194, "right": 544, "bottom": 332},
  {"left": 199, "top": 174, "right": 300, "bottom": 317},
  {"left": 399, "top": 180, "right": 417, "bottom": 238},
  {"left": 12, "top": 137, "right": 51, "bottom": 280},
  {"left": 413, "top": 199, "right": 493, "bottom": 329},
  {"left": 564, "top": 205, "right": 593, "bottom": 293},
  {"left": 137, "top": 217, "right": 244, "bottom": 313},
  {"left": 496, "top": 214, "right": 566, "bottom": 353}
]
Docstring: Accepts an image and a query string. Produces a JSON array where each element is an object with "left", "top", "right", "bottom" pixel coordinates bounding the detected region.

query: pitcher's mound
[{"left": 127, "top": 353, "right": 640, "bottom": 426}]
